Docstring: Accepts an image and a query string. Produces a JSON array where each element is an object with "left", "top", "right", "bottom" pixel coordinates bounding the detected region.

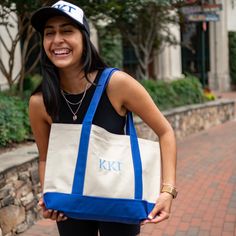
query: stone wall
[
  {"left": 135, "top": 99, "right": 235, "bottom": 141},
  {"left": 0, "top": 155, "right": 40, "bottom": 236},
  {"left": 0, "top": 98, "right": 235, "bottom": 235}
]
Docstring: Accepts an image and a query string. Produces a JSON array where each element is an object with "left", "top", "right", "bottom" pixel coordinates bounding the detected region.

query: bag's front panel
[
  {"left": 83, "top": 125, "right": 135, "bottom": 199},
  {"left": 42, "top": 69, "right": 162, "bottom": 223},
  {"left": 44, "top": 124, "right": 82, "bottom": 194},
  {"left": 139, "top": 138, "right": 161, "bottom": 203}
]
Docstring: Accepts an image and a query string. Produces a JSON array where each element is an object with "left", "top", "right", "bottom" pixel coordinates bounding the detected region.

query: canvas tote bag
[{"left": 43, "top": 68, "right": 161, "bottom": 224}]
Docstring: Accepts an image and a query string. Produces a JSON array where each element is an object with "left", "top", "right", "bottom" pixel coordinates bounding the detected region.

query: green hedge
[
  {"left": 0, "top": 74, "right": 41, "bottom": 147},
  {"left": 229, "top": 31, "right": 236, "bottom": 85},
  {"left": 0, "top": 93, "right": 30, "bottom": 147},
  {"left": 141, "top": 75, "right": 205, "bottom": 111}
]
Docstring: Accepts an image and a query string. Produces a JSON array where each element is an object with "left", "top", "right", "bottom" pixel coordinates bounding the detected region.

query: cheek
[
  {"left": 43, "top": 40, "right": 50, "bottom": 53},
  {"left": 74, "top": 37, "right": 84, "bottom": 53},
  {"left": 73, "top": 34, "right": 83, "bottom": 48}
]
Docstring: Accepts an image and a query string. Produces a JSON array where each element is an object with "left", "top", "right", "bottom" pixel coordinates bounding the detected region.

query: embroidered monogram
[{"left": 99, "top": 159, "right": 122, "bottom": 172}]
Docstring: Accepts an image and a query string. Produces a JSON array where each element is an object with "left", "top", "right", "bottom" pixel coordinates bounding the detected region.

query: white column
[
  {"left": 208, "top": 0, "right": 230, "bottom": 91},
  {"left": 0, "top": 6, "right": 21, "bottom": 90},
  {"left": 227, "top": 0, "right": 236, "bottom": 31},
  {"left": 154, "top": 18, "right": 182, "bottom": 80}
]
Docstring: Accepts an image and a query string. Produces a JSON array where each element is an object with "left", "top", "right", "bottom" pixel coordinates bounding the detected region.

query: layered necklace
[{"left": 60, "top": 83, "right": 89, "bottom": 121}]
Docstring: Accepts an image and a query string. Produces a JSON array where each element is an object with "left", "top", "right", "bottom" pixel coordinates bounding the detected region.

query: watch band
[{"left": 161, "top": 185, "right": 178, "bottom": 199}]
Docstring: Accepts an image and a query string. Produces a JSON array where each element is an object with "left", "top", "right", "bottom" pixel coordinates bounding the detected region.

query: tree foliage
[
  {"left": 0, "top": 0, "right": 188, "bottom": 89},
  {"left": 72, "top": 0, "right": 187, "bottom": 79}
]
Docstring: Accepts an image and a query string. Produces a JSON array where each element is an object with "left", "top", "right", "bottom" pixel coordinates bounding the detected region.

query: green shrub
[
  {"left": 141, "top": 80, "right": 178, "bottom": 110},
  {"left": 0, "top": 74, "right": 41, "bottom": 147},
  {"left": 141, "top": 75, "right": 205, "bottom": 111},
  {"left": 23, "top": 74, "right": 42, "bottom": 96},
  {"left": 98, "top": 28, "right": 123, "bottom": 68},
  {"left": 0, "top": 93, "right": 30, "bottom": 147},
  {"left": 170, "top": 74, "right": 205, "bottom": 106},
  {"left": 229, "top": 31, "right": 236, "bottom": 86}
]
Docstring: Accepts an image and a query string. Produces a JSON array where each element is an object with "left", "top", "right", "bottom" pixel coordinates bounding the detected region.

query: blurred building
[
  {"left": 0, "top": 1, "right": 236, "bottom": 92},
  {"left": 160, "top": 0, "right": 235, "bottom": 91},
  {"left": 124, "top": 0, "right": 236, "bottom": 92}
]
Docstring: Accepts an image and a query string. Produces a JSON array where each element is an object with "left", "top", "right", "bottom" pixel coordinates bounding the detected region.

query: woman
[{"left": 29, "top": 1, "right": 177, "bottom": 235}]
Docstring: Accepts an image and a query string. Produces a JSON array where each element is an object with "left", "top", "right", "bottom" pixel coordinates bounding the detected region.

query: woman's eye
[
  {"left": 45, "top": 31, "right": 54, "bottom": 36},
  {"left": 63, "top": 29, "right": 72, "bottom": 33}
]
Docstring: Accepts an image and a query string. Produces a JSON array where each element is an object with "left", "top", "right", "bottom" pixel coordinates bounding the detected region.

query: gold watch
[{"left": 161, "top": 185, "right": 178, "bottom": 199}]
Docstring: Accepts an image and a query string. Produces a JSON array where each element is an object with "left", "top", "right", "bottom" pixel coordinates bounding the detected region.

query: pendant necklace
[{"left": 60, "top": 83, "right": 89, "bottom": 121}]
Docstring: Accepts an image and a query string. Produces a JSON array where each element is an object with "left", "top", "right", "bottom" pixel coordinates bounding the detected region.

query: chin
[{"left": 53, "top": 61, "right": 72, "bottom": 69}]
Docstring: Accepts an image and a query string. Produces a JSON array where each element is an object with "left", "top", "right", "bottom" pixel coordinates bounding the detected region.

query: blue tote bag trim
[
  {"left": 127, "top": 112, "right": 143, "bottom": 199},
  {"left": 72, "top": 68, "right": 143, "bottom": 199},
  {"left": 72, "top": 68, "right": 119, "bottom": 195},
  {"left": 71, "top": 67, "right": 143, "bottom": 200},
  {"left": 44, "top": 192, "right": 154, "bottom": 224}
]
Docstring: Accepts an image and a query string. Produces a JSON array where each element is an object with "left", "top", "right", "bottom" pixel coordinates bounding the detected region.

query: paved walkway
[{"left": 19, "top": 117, "right": 236, "bottom": 236}]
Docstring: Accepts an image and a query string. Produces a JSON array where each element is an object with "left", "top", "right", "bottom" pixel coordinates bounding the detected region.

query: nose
[{"left": 52, "top": 32, "right": 64, "bottom": 44}]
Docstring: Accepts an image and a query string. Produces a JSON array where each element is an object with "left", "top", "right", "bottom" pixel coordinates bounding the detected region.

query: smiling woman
[
  {"left": 43, "top": 16, "right": 84, "bottom": 70},
  {"left": 29, "top": 1, "right": 177, "bottom": 236}
]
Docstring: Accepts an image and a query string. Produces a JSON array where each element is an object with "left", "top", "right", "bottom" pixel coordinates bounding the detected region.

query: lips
[{"left": 52, "top": 48, "right": 71, "bottom": 55}]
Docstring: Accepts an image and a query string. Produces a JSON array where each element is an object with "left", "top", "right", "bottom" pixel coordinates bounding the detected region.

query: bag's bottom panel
[{"left": 43, "top": 192, "right": 155, "bottom": 224}]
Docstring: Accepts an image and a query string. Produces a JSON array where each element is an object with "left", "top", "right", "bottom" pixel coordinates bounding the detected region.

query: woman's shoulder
[
  {"left": 106, "top": 69, "right": 147, "bottom": 111},
  {"left": 112, "top": 69, "right": 132, "bottom": 79},
  {"left": 109, "top": 70, "right": 136, "bottom": 86},
  {"left": 29, "top": 92, "right": 52, "bottom": 124},
  {"left": 108, "top": 69, "right": 144, "bottom": 93},
  {"left": 29, "top": 92, "right": 43, "bottom": 107}
]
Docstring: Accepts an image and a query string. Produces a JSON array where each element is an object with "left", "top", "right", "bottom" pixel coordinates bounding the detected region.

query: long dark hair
[{"left": 33, "top": 26, "right": 107, "bottom": 121}]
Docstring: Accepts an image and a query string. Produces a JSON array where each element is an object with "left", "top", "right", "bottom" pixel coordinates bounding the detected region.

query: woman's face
[{"left": 43, "top": 15, "right": 84, "bottom": 70}]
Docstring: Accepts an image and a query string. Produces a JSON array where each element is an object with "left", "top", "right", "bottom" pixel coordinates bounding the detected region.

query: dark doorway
[{"left": 181, "top": 22, "right": 210, "bottom": 87}]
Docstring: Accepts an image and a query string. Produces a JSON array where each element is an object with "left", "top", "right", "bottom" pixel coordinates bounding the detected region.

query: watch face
[{"left": 161, "top": 186, "right": 178, "bottom": 198}]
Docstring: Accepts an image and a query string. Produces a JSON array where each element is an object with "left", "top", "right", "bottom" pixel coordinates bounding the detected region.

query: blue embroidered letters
[
  {"left": 99, "top": 159, "right": 121, "bottom": 172},
  {"left": 54, "top": 4, "right": 76, "bottom": 13}
]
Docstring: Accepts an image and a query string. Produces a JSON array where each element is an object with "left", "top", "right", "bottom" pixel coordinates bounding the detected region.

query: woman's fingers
[
  {"left": 149, "top": 210, "right": 170, "bottom": 223},
  {"left": 148, "top": 202, "right": 162, "bottom": 220},
  {"left": 141, "top": 210, "right": 170, "bottom": 225},
  {"left": 38, "top": 198, "right": 45, "bottom": 209},
  {"left": 57, "top": 212, "right": 68, "bottom": 222},
  {"left": 141, "top": 193, "right": 173, "bottom": 225},
  {"left": 42, "top": 209, "right": 53, "bottom": 219},
  {"left": 51, "top": 210, "right": 59, "bottom": 220},
  {"left": 38, "top": 197, "right": 67, "bottom": 221}
]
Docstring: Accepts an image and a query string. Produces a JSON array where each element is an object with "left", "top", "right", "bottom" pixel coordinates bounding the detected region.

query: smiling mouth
[{"left": 52, "top": 48, "right": 71, "bottom": 56}]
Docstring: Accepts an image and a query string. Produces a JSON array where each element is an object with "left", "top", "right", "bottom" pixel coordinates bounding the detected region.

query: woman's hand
[
  {"left": 142, "top": 192, "right": 173, "bottom": 224},
  {"left": 38, "top": 197, "right": 68, "bottom": 222}
]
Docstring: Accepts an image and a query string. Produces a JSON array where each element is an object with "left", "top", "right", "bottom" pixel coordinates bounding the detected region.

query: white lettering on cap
[{"left": 52, "top": 0, "right": 84, "bottom": 26}]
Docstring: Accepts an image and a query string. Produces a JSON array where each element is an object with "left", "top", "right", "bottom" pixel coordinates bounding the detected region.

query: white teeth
[{"left": 53, "top": 48, "right": 71, "bottom": 55}]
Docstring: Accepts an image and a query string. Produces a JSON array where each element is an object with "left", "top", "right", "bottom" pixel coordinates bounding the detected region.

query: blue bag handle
[{"left": 72, "top": 68, "right": 143, "bottom": 200}]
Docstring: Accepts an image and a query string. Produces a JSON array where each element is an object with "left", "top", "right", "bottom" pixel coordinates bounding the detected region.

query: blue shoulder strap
[
  {"left": 72, "top": 68, "right": 143, "bottom": 200},
  {"left": 82, "top": 68, "right": 118, "bottom": 124}
]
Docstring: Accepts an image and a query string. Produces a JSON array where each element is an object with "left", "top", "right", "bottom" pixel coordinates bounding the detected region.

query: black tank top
[{"left": 57, "top": 70, "right": 126, "bottom": 135}]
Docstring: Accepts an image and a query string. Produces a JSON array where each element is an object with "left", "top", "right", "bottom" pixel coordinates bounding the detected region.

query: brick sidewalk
[{"left": 20, "top": 119, "right": 236, "bottom": 236}]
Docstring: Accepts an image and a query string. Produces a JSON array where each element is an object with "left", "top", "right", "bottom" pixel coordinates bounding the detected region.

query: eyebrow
[{"left": 44, "top": 23, "right": 75, "bottom": 29}]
